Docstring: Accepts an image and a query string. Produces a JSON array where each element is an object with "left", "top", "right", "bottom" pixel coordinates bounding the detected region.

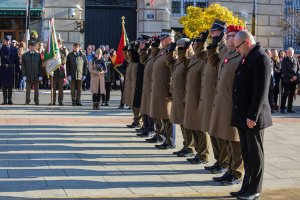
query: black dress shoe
[
  {"left": 136, "top": 132, "right": 149, "bottom": 137},
  {"left": 280, "top": 109, "right": 286, "bottom": 114},
  {"left": 118, "top": 105, "right": 124, "bottom": 109},
  {"left": 204, "top": 163, "right": 219, "bottom": 171},
  {"left": 7, "top": 101, "right": 13, "bottom": 105},
  {"left": 35, "top": 102, "right": 39, "bottom": 105},
  {"left": 49, "top": 103, "right": 55, "bottom": 106},
  {"left": 287, "top": 109, "right": 296, "bottom": 113},
  {"left": 237, "top": 192, "right": 260, "bottom": 200},
  {"left": 173, "top": 147, "right": 186, "bottom": 155},
  {"left": 212, "top": 171, "right": 231, "bottom": 182},
  {"left": 59, "top": 102, "right": 64, "bottom": 106},
  {"left": 1, "top": 102, "right": 7, "bottom": 105},
  {"left": 189, "top": 157, "right": 208, "bottom": 164},
  {"left": 25, "top": 102, "right": 30, "bottom": 105},
  {"left": 146, "top": 134, "right": 164, "bottom": 143},
  {"left": 127, "top": 124, "right": 140, "bottom": 128},
  {"left": 72, "top": 103, "right": 76, "bottom": 106},
  {"left": 230, "top": 189, "right": 247, "bottom": 197},
  {"left": 155, "top": 143, "right": 176, "bottom": 150},
  {"left": 211, "top": 166, "right": 228, "bottom": 174},
  {"left": 135, "top": 128, "right": 145, "bottom": 133},
  {"left": 175, "top": 149, "right": 195, "bottom": 157},
  {"left": 186, "top": 154, "right": 198, "bottom": 162},
  {"left": 221, "top": 174, "right": 241, "bottom": 186},
  {"left": 76, "top": 102, "right": 83, "bottom": 106}
]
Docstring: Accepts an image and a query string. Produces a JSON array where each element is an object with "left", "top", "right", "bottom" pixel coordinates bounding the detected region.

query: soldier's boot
[{"left": 92, "top": 102, "right": 97, "bottom": 110}]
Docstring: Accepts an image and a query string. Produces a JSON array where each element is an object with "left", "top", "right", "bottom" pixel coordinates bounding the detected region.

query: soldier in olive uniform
[
  {"left": 149, "top": 29, "right": 177, "bottom": 149},
  {"left": 0, "top": 35, "right": 20, "bottom": 105},
  {"left": 22, "top": 41, "right": 42, "bottom": 105},
  {"left": 66, "top": 43, "right": 88, "bottom": 106},
  {"left": 208, "top": 25, "right": 245, "bottom": 186},
  {"left": 50, "top": 38, "right": 69, "bottom": 106}
]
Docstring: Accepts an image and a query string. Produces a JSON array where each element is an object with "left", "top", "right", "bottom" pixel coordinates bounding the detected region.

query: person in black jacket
[
  {"left": 231, "top": 30, "right": 273, "bottom": 200},
  {"left": 280, "top": 47, "right": 300, "bottom": 114}
]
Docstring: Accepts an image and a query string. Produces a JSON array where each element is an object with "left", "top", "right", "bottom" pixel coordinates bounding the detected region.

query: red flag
[{"left": 114, "top": 16, "right": 129, "bottom": 67}]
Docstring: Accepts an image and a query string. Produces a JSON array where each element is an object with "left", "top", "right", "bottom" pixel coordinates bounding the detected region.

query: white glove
[
  {"left": 82, "top": 76, "right": 86, "bottom": 81},
  {"left": 38, "top": 76, "right": 43, "bottom": 81},
  {"left": 120, "top": 76, "right": 124, "bottom": 83},
  {"left": 23, "top": 76, "right": 26, "bottom": 81},
  {"left": 68, "top": 75, "right": 72, "bottom": 81}
]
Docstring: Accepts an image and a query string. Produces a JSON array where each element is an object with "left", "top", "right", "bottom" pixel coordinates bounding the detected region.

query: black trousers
[
  {"left": 2, "top": 87, "right": 12, "bottom": 103},
  {"left": 101, "top": 82, "right": 111, "bottom": 103},
  {"left": 238, "top": 128, "right": 264, "bottom": 194},
  {"left": 280, "top": 82, "right": 297, "bottom": 110}
]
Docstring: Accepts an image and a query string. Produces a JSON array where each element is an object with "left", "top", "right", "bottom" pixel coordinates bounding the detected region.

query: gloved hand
[
  {"left": 67, "top": 75, "right": 72, "bottom": 81},
  {"left": 82, "top": 76, "right": 86, "bottom": 81},
  {"left": 183, "top": 40, "right": 192, "bottom": 50},
  {"left": 166, "top": 42, "right": 177, "bottom": 53},
  {"left": 38, "top": 76, "right": 43, "bottom": 81},
  {"left": 151, "top": 37, "right": 160, "bottom": 48},
  {"left": 120, "top": 76, "right": 124, "bottom": 83},
  {"left": 23, "top": 76, "right": 26, "bottom": 81},
  {"left": 211, "top": 32, "right": 224, "bottom": 48},
  {"left": 195, "top": 30, "right": 209, "bottom": 43}
]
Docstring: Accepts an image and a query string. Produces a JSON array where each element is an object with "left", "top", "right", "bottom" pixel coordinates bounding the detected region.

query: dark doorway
[{"left": 85, "top": 0, "right": 137, "bottom": 50}]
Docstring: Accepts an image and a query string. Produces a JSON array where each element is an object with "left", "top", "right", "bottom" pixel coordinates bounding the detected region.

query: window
[{"left": 171, "top": 0, "right": 208, "bottom": 16}]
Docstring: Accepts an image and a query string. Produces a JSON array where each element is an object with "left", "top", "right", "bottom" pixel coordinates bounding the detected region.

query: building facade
[{"left": 0, "top": 0, "right": 288, "bottom": 51}]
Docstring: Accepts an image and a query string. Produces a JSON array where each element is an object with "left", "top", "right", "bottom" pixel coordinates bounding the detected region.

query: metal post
[
  {"left": 251, "top": 0, "right": 257, "bottom": 36},
  {"left": 25, "top": 0, "right": 31, "bottom": 48}
]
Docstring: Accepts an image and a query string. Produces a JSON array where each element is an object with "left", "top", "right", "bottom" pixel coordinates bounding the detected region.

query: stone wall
[
  {"left": 137, "top": 0, "right": 171, "bottom": 36},
  {"left": 43, "top": 0, "right": 85, "bottom": 50}
]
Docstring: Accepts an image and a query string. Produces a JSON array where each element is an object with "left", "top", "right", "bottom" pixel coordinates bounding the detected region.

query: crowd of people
[
  {"left": 120, "top": 20, "right": 299, "bottom": 200},
  {"left": 0, "top": 36, "right": 119, "bottom": 107}
]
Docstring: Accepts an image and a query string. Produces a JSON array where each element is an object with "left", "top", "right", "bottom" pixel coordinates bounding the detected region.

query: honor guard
[{"left": 0, "top": 35, "right": 20, "bottom": 105}]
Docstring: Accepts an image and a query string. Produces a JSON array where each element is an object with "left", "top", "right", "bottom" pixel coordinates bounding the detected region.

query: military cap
[
  {"left": 137, "top": 34, "right": 151, "bottom": 42},
  {"left": 176, "top": 38, "right": 190, "bottom": 47},
  {"left": 211, "top": 20, "right": 226, "bottom": 31},
  {"left": 226, "top": 25, "right": 245, "bottom": 34},
  {"left": 160, "top": 29, "right": 175, "bottom": 39},
  {"left": 4, "top": 35, "right": 12, "bottom": 41},
  {"left": 28, "top": 40, "right": 37, "bottom": 46}
]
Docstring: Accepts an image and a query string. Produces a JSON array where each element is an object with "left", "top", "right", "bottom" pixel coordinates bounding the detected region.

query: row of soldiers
[{"left": 122, "top": 20, "right": 272, "bottom": 200}]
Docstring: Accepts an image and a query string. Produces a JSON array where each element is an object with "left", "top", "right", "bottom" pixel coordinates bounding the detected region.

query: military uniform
[
  {"left": 170, "top": 38, "right": 195, "bottom": 156},
  {"left": 183, "top": 41, "right": 210, "bottom": 163},
  {"left": 51, "top": 46, "right": 68, "bottom": 105},
  {"left": 150, "top": 30, "right": 177, "bottom": 149},
  {"left": 0, "top": 36, "right": 20, "bottom": 105}
]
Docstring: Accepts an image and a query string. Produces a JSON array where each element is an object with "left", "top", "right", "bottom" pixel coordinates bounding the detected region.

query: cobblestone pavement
[{"left": 0, "top": 90, "right": 299, "bottom": 199}]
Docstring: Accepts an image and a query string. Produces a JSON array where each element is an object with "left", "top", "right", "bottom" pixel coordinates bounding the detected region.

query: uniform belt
[{"left": 1, "top": 64, "right": 13, "bottom": 68}]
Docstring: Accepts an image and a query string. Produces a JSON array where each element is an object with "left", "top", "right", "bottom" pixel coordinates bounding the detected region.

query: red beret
[{"left": 226, "top": 25, "right": 245, "bottom": 34}]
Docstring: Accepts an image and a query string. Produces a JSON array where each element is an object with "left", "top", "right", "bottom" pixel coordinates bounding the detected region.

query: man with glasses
[
  {"left": 231, "top": 30, "right": 272, "bottom": 200},
  {"left": 280, "top": 47, "right": 299, "bottom": 114}
]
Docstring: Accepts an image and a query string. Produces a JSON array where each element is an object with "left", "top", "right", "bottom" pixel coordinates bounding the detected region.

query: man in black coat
[
  {"left": 231, "top": 30, "right": 273, "bottom": 200},
  {"left": 280, "top": 47, "right": 299, "bottom": 114},
  {"left": 0, "top": 35, "right": 20, "bottom": 105}
]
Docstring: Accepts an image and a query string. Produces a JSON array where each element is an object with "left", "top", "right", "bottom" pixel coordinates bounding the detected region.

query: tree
[
  {"left": 277, "top": 8, "right": 300, "bottom": 46},
  {"left": 179, "top": 4, "right": 244, "bottom": 38}
]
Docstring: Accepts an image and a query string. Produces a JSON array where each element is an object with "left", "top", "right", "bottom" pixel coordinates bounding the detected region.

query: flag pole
[{"left": 25, "top": 0, "right": 31, "bottom": 49}]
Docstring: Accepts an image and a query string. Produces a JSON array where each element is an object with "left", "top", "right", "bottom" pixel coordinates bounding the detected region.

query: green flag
[{"left": 44, "top": 18, "right": 61, "bottom": 76}]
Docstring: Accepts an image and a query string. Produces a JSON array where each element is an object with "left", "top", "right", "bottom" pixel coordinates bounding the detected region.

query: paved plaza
[{"left": 0, "top": 90, "right": 299, "bottom": 199}]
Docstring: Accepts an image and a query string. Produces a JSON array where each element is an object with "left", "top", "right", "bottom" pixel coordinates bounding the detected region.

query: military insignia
[{"left": 224, "top": 58, "right": 228, "bottom": 64}]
